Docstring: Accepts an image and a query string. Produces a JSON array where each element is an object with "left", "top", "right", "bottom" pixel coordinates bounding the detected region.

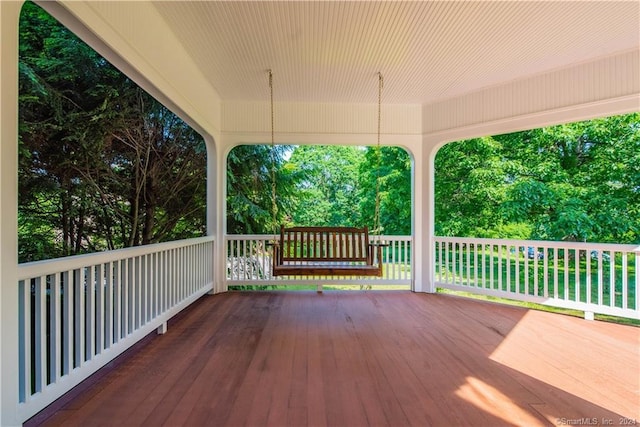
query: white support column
[
  {"left": 212, "top": 139, "right": 229, "bottom": 294},
  {"left": 1, "top": 2, "right": 23, "bottom": 425},
  {"left": 414, "top": 135, "right": 441, "bottom": 293},
  {"left": 205, "top": 134, "right": 224, "bottom": 294},
  {"left": 425, "top": 138, "right": 439, "bottom": 293},
  {"left": 405, "top": 139, "right": 425, "bottom": 292}
]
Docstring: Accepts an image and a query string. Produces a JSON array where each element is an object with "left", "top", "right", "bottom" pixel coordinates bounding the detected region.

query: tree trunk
[
  {"left": 74, "top": 206, "right": 85, "bottom": 254},
  {"left": 128, "top": 174, "right": 140, "bottom": 247}
]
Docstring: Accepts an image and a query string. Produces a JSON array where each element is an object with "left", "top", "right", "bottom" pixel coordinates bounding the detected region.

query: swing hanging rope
[
  {"left": 268, "top": 69, "right": 278, "bottom": 236},
  {"left": 373, "top": 71, "right": 383, "bottom": 239}
]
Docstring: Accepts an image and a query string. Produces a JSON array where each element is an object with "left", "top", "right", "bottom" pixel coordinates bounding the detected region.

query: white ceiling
[{"left": 152, "top": 1, "right": 639, "bottom": 105}]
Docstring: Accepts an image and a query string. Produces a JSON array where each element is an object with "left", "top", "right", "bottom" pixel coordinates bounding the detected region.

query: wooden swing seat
[{"left": 271, "top": 226, "right": 386, "bottom": 277}]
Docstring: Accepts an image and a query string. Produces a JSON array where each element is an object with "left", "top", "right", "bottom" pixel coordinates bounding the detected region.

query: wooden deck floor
[{"left": 32, "top": 291, "right": 639, "bottom": 426}]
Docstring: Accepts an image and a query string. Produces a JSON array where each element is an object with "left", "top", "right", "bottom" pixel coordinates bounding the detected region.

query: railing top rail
[
  {"left": 18, "top": 235, "right": 214, "bottom": 280},
  {"left": 434, "top": 236, "right": 639, "bottom": 252},
  {"left": 226, "top": 234, "right": 412, "bottom": 242}
]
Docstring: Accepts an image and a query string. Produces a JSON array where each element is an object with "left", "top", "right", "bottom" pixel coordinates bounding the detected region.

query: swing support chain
[
  {"left": 268, "top": 69, "right": 278, "bottom": 236},
  {"left": 373, "top": 71, "right": 384, "bottom": 241}
]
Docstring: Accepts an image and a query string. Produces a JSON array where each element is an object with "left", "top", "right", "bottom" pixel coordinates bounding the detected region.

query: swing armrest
[
  {"left": 266, "top": 240, "right": 282, "bottom": 269},
  {"left": 367, "top": 241, "right": 388, "bottom": 266}
]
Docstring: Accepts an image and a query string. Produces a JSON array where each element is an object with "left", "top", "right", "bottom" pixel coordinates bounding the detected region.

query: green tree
[
  {"left": 287, "top": 145, "right": 365, "bottom": 227},
  {"left": 91, "top": 87, "right": 207, "bottom": 247},
  {"left": 18, "top": 1, "right": 207, "bottom": 261},
  {"left": 226, "top": 144, "right": 412, "bottom": 235},
  {"left": 436, "top": 113, "right": 640, "bottom": 244},
  {"left": 226, "top": 144, "right": 296, "bottom": 234},
  {"left": 435, "top": 137, "right": 512, "bottom": 237},
  {"left": 497, "top": 114, "right": 639, "bottom": 242},
  {"left": 19, "top": 0, "right": 120, "bottom": 258},
  {"left": 359, "top": 146, "right": 412, "bottom": 235}
]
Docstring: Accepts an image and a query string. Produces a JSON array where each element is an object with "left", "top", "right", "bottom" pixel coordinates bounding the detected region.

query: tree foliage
[
  {"left": 226, "top": 144, "right": 298, "bottom": 234},
  {"left": 226, "top": 145, "right": 413, "bottom": 235},
  {"left": 434, "top": 137, "right": 509, "bottom": 237},
  {"left": 359, "top": 146, "right": 412, "bottom": 235},
  {"left": 288, "top": 145, "right": 364, "bottom": 227},
  {"left": 436, "top": 113, "right": 640, "bottom": 243},
  {"left": 18, "top": 1, "right": 206, "bottom": 262}
]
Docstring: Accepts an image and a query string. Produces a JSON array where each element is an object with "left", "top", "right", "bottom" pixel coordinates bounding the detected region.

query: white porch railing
[
  {"left": 16, "top": 236, "right": 214, "bottom": 423},
  {"left": 434, "top": 236, "right": 639, "bottom": 320},
  {"left": 226, "top": 234, "right": 412, "bottom": 288}
]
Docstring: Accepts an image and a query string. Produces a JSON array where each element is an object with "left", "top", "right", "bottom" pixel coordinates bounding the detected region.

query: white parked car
[{"left": 590, "top": 250, "right": 611, "bottom": 262}]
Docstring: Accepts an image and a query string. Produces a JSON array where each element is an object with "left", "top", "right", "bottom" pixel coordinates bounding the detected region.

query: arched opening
[
  {"left": 431, "top": 112, "right": 639, "bottom": 321},
  {"left": 225, "top": 143, "right": 414, "bottom": 290}
]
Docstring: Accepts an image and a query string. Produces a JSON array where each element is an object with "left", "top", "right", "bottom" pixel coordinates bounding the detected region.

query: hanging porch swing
[{"left": 268, "top": 71, "right": 388, "bottom": 278}]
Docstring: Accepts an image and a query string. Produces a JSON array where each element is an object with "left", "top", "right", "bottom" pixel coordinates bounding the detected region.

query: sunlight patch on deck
[{"left": 455, "top": 376, "right": 545, "bottom": 426}]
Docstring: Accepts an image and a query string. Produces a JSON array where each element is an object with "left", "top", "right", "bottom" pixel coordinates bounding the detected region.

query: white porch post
[
  {"left": 405, "top": 140, "right": 426, "bottom": 292},
  {"left": 1, "top": 2, "right": 23, "bottom": 425},
  {"left": 205, "top": 134, "right": 225, "bottom": 294},
  {"left": 212, "top": 140, "right": 229, "bottom": 293},
  {"left": 423, "top": 136, "right": 440, "bottom": 293},
  {"left": 412, "top": 134, "right": 439, "bottom": 293}
]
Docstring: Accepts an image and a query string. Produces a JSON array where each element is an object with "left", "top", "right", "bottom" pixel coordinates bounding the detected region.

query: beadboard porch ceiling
[{"left": 151, "top": 1, "right": 639, "bottom": 105}]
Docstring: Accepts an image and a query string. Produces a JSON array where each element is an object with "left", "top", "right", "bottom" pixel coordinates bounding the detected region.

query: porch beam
[{"left": 422, "top": 50, "right": 639, "bottom": 138}]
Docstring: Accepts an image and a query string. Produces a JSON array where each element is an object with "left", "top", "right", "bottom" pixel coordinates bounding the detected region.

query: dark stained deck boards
[{"left": 31, "top": 291, "right": 639, "bottom": 426}]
